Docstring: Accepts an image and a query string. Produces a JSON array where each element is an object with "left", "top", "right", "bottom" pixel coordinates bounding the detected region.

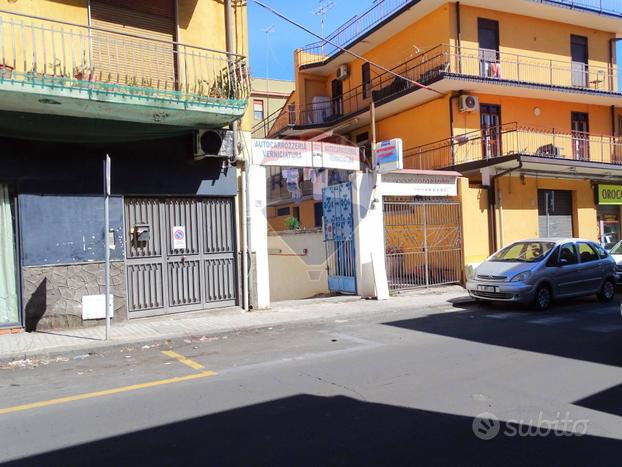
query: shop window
[{"left": 253, "top": 99, "right": 264, "bottom": 121}]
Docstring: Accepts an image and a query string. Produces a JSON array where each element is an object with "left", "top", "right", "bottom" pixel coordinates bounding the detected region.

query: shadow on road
[
  {"left": 3, "top": 395, "right": 621, "bottom": 466},
  {"left": 574, "top": 383, "right": 622, "bottom": 417}
]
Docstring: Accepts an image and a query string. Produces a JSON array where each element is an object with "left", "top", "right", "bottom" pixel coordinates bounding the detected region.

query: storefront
[
  {"left": 596, "top": 184, "right": 622, "bottom": 249},
  {"left": 0, "top": 184, "right": 19, "bottom": 328}
]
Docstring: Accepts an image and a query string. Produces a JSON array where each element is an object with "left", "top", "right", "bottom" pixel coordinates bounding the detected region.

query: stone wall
[{"left": 22, "top": 262, "right": 127, "bottom": 331}]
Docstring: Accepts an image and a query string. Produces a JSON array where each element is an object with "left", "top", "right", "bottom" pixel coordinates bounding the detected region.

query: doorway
[
  {"left": 478, "top": 18, "right": 500, "bottom": 78},
  {"left": 571, "top": 35, "right": 588, "bottom": 88},
  {"left": 571, "top": 112, "right": 590, "bottom": 161},
  {"left": 538, "top": 190, "right": 573, "bottom": 238},
  {"left": 331, "top": 79, "right": 344, "bottom": 118},
  {"left": 481, "top": 104, "right": 502, "bottom": 159},
  {"left": 0, "top": 184, "right": 20, "bottom": 327}
]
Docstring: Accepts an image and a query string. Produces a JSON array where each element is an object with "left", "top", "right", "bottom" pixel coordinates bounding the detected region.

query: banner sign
[
  {"left": 252, "top": 139, "right": 360, "bottom": 171},
  {"left": 598, "top": 184, "right": 622, "bottom": 205},
  {"left": 375, "top": 138, "right": 403, "bottom": 174},
  {"left": 382, "top": 173, "right": 458, "bottom": 197}
]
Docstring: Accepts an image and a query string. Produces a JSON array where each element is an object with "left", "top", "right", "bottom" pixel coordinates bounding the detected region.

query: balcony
[
  {"left": 260, "top": 44, "right": 619, "bottom": 138},
  {"left": 298, "top": 0, "right": 622, "bottom": 68},
  {"left": 0, "top": 10, "right": 250, "bottom": 129},
  {"left": 405, "top": 122, "right": 622, "bottom": 170}
]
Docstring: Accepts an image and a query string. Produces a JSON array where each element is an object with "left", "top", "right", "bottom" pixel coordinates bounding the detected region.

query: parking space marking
[
  {"left": 162, "top": 351, "right": 205, "bottom": 371},
  {"left": 0, "top": 370, "right": 217, "bottom": 416},
  {"left": 527, "top": 316, "right": 576, "bottom": 326},
  {"left": 583, "top": 324, "right": 622, "bottom": 333}
]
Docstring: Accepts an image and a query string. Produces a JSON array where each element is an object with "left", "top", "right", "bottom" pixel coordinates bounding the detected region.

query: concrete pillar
[
  {"left": 247, "top": 163, "right": 270, "bottom": 310},
  {"left": 352, "top": 172, "right": 390, "bottom": 300}
]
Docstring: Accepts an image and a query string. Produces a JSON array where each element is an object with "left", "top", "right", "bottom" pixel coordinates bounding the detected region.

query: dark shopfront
[{"left": 0, "top": 122, "right": 238, "bottom": 331}]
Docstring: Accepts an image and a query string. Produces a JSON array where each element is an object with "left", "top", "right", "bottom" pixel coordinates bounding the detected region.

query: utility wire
[{"left": 251, "top": 0, "right": 444, "bottom": 95}]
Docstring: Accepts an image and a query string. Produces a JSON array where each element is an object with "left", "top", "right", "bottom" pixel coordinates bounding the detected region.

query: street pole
[
  {"left": 104, "top": 154, "right": 111, "bottom": 340},
  {"left": 371, "top": 101, "right": 377, "bottom": 174}
]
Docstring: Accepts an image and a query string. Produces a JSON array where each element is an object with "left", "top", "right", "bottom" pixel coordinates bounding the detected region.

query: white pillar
[{"left": 352, "top": 172, "right": 390, "bottom": 300}]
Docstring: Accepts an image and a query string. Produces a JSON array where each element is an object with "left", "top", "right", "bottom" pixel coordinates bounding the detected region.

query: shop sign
[
  {"left": 252, "top": 139, "right": 360, "bottom": 171},
  {"left": 375, "top": 138, "right": 403, "bottom": 174},
  {"left": 382, "top": 173, "right": 458, "bottom": 197},
  {"left": 598, "top": 184, "right": 622, "bottom": 205}
]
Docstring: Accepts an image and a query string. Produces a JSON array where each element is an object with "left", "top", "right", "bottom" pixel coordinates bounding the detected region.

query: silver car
[{"left": 466, "top": 238, "right": 616, "bottom": 311}]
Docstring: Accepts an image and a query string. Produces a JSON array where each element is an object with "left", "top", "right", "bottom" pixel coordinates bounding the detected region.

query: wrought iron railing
[
  {"left": 259, "top": 44, "right": 618, "bottom": 137},
  {"left": 0, "top": 9, "right": 250, "bottom": 107},
  {"left": 405, "top": 122, "right": 622, "bottom": 170}
]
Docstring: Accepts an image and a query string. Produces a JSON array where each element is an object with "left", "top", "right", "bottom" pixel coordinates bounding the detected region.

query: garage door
[{"left": 538, "top": 190, "right": 573, "bottom": 238}]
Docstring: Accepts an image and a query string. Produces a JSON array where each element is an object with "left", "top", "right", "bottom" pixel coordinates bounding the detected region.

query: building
[
  {"left": 250, "top": 77, "right": 294, "bottom": 138},
  {"left": 256, "top": 0, "right": 622, "bottom": 292},
  {"left": 0, "top": 0, "right": 250, "bottom": 331}
]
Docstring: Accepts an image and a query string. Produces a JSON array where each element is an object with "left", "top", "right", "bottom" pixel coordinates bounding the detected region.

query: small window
[
  {"left": 362, "top": 62, "right": 371, "bottom": 99},
  {"left": 578, "top": 242, "right": 599, "bottom": 263},
  {"left": 253, "top": 99, "right": 264, "bottom": 121},
  {"left": 276, "top": 207, "right": 290, "bottom": 217},
  {"left": 314, "top": 202, "right": 323, "bottom": 228},
  {"left": 559, "top": 243, "right": 578, "bottom": 265}
]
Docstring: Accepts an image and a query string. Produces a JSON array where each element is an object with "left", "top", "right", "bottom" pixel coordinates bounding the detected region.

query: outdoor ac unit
[
  {"left": 458, "top": 95, "right": 479, "bottom": 113},
  {"left": 336, "top": 64, "right": 349, "bottom": 81},
  {"left": 194, "top": 129, "right": 234, "bottom": 160}
]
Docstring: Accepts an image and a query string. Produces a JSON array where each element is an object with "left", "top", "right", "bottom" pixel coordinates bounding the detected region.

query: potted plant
[{"left": 284, "top": 216, "right": 301, "bottom": 231}]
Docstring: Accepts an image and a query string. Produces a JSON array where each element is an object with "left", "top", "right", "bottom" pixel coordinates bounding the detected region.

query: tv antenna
[{"left": 313, "top": 0, "right": 335, "bottom": 39}]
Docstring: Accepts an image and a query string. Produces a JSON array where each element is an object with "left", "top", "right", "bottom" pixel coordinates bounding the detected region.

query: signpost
[
  {"left": 104, "top": 154, "right": 111, "bottom": 341},
  {"left": 375, "top": 138, "right": 404, "bottom": 174}
]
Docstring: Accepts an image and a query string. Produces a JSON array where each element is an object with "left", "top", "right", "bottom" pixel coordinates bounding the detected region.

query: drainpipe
[
  {"left": 456, "top": 2, "right": 462, "bottom": 73},
  {"left": 449, "top": 95, "right": 456, "bottom": 165},
  {"left": 611, "top": 105, "right": 616, "bottom": 137},
  {"left": 225, "top": 0, "right": 250, "bottom": 311},
  {"left": 490, "top": 159, "right": 523, "bottom": 253}
]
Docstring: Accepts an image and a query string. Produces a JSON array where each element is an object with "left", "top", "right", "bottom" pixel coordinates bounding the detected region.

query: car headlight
[{"left": 511, "top": 271, "right": 531, "bottom": 282}]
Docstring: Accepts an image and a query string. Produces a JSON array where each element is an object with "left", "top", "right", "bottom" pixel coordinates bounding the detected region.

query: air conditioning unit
[
  {"left": 458, "top": 95, "right": 479, "bottom": 113},
  {"left": 194, "top": 129, "right": 234, "bottom": 160},
  {"left": 336, "top": 64, "right": 349, "bottom": 81}
]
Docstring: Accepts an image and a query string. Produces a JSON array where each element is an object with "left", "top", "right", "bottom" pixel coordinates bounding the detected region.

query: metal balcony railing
[
  {"left": 0, "top": 10, "right": 250, "bottom": 107},
  {"left": 536, "top": 0, "right": 622, "bottom": 16},
  {"left": 405, "top": 123, "right": 622, "bottom": 170},
  {"left": 258, "top": 44, "right": 618, "bottom": 137}
]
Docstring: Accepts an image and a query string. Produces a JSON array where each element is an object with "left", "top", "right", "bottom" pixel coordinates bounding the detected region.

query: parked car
[
  {"left": 608, "top": 241, "right": 622, "bottom": 283},
  {"left": 466, "top": 238, "right": 616, "bottom": 311}
]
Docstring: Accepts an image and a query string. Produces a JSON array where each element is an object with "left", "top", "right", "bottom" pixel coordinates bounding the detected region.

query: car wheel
[
  {"left": 597, "top": 279, "right": 616, "bottom": 303},
  {"left": 533, "top": 285, "right": 552, "bottom": 311}
]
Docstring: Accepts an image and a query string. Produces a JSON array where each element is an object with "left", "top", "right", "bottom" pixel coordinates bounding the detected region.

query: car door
[
  {"left": 576, "top": 242, "right": 603, "bottom": 293},
  {"left": 553, "top": 242, "right": 584, "bottom": 297}
]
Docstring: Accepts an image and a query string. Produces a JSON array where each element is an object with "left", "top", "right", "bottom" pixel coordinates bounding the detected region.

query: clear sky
[{"left": 248, "top": 0, "right": 378, "bottom": 81}]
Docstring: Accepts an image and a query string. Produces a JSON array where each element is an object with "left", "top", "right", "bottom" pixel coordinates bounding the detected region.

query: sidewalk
[{"left": 0, "top": 286, "right": 471, "bottom": 361}]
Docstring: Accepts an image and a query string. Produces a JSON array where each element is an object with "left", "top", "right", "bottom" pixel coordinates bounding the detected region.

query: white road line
[
  {"left": 584, "top": 324, "right": 622, "bottom": 333},
  {"left": 527, "top": 316, "right": 576, "bottom": 325},
  {"left": 484, "top": 312, "right": 524, "bottom": 319}
]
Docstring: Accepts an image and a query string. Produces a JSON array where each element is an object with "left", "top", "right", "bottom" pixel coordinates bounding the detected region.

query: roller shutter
[
  {"left": 538, "top": 190, "right": 573, "bottom": 238},
  {"left": 89, "top": 1, "right": 176, "bottom": 90}
]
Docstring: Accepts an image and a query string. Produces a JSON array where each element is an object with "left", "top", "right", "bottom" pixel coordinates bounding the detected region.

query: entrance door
[
  {"left": 478, "top": 18, "right": 500, "bottom": 78},
  {"left": 572, "top": 112, "right": 590, "bottom": 161},
  {"left": 571, "top": 35, "right": 588, "bottom": 88},
  {"left": 481, "top": 104, "right": 502, "bottom": 159},
  {"left": 125, "top": 197, "right": 237, "bottom": 318},
  {"left": 331, "top": 79, "right": 344, "bottom": 118},
  {"left": 538, "top": 190, "right": 573, "bottom": 238},
  {"left": 323, "top": 182, "right": 356, "bottom": 294},
  {"left": 0, "top": 184, "right": 19, "bottom": 327}
]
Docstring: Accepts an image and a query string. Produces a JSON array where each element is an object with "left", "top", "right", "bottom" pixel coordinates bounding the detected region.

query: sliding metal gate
[
  {"left": 383, "top": 198, "right": 462, "bottom": 291},
  {"left": 323, "top": 182, "right": 357, "bottom": 294},
  {"left": 124, "top": 197, "right": 237, "bottom": 318}
]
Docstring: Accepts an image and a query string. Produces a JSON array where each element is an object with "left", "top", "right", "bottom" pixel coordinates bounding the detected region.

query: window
[
  {"left": 314, "top": 202, "right": 323, "bottom": 228},
  {"left": 559, "top": 243, "right": 579, "bottom": 265},
  {"left": 253, "top": 99, "right": 264, "bottom": 121},
  {"left": 578, "top": 243, "right": 599, "bottom": 263},
  {"left": 593, "top": 243, "right": 609, "bottom": 259},
  {"left": 276, "top": 207, "right": 290, "bottom": 217},
  {"left": 490, "top": 241, "right": 555, "bottom": 263},
  {"left": 362, "top": 62, "right": 371, "bottom": 99}
]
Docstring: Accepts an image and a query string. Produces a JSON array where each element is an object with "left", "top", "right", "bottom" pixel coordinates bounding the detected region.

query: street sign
[
  {"left": 375, "top": 138, "right": 403, "bottom": 174},
  {"left": 172, "top": 226, "right": 187, "bottom": 250}
]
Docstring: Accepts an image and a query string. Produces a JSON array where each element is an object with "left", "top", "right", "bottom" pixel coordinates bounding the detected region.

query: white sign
[
  {"left": 82, "top": 294, "right": 114, "bottom": 320},
  {"left": 172, "top": 226, "right": 187, "bottom": 250},
  {"left": 252, "top": 139, "right": 360, "bottom": 171},
  {"left": 381, "top": 173, "right": 458, "bottom": 197},
  {"left": 375, "top": 138, "right": 403, "bottom": 174}
]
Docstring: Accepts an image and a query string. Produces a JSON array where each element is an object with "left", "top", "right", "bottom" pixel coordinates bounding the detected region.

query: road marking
[
  {"left": 484, "top": 312, "right": 523, "bottom": 319},
  {"left": 528, "top": 316, "right": 576, "bottom": 325},
  {"left": 584, "top": 324, "right": 622, "bottom": 333},
  {"left": 0, "top": 370, "right": 217, "bottom": 416},
  {"left": 162, "top": 350, "right": 205, "bottom": 370}
]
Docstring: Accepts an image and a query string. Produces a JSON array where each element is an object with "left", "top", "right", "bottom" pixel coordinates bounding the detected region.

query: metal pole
[
  {"left": 371, "top": 100, "right": 377, "bottom": 173},
  {"left": 104, "top": 154, "right": 111, "bottom": 340}
]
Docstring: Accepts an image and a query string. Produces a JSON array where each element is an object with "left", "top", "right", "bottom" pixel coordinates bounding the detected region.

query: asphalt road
[{"left": 2, "top": 294, "right": 622, "bottom": 466}]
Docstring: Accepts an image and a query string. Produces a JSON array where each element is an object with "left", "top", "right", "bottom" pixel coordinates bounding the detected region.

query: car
[
  {"left": 607, "top": 241, "right": 622, "bottom": 284},
  {"left": 466, "top": 238, "right": 616, "bottom": 311}
]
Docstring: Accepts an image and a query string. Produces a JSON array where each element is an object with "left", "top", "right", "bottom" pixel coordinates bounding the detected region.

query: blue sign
[{"left": 375, "top": 138, "right": 403, "bottom": 174}]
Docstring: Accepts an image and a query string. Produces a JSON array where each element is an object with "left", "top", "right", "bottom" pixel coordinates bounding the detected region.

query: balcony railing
[
  {"left": 405, "top": 123, "right": 622, "bottom": 170},
  {"left": 260, "top": 44, "right": 618, "bottom": 137},
  {"left": 298, "top": 0, "right": 622, "bottom": 67},
  {"left": 0, "top": 10, "right": 250, "bottom": 108}
]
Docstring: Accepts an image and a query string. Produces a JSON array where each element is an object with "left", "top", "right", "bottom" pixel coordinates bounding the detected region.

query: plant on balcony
[{"left": 284, "top": 216, "right": 301, "bottom": 231}]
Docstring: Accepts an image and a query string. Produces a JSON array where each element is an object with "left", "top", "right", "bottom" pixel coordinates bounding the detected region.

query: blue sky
[{"left": 248, "top": 0, "right": 377, "bottom": 81}]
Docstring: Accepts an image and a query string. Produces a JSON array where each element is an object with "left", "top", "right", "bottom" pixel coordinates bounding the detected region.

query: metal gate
[
  {"left": 323, "top": 182, "right": 356, "bottom": 294},
  {"left": 124, "top": 197, "right": 237, "bottom": 318},
  {"left": 383, "top": 198, "right": 462, "bottom": 291}
]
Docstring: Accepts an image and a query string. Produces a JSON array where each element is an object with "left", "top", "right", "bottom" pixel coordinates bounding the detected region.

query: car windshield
[
  {"left": 609, "top": 241, "right": 622, "bottom": 255},
  {"left": 490, "top": 241, "right": 555, "bottom": 263}
]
